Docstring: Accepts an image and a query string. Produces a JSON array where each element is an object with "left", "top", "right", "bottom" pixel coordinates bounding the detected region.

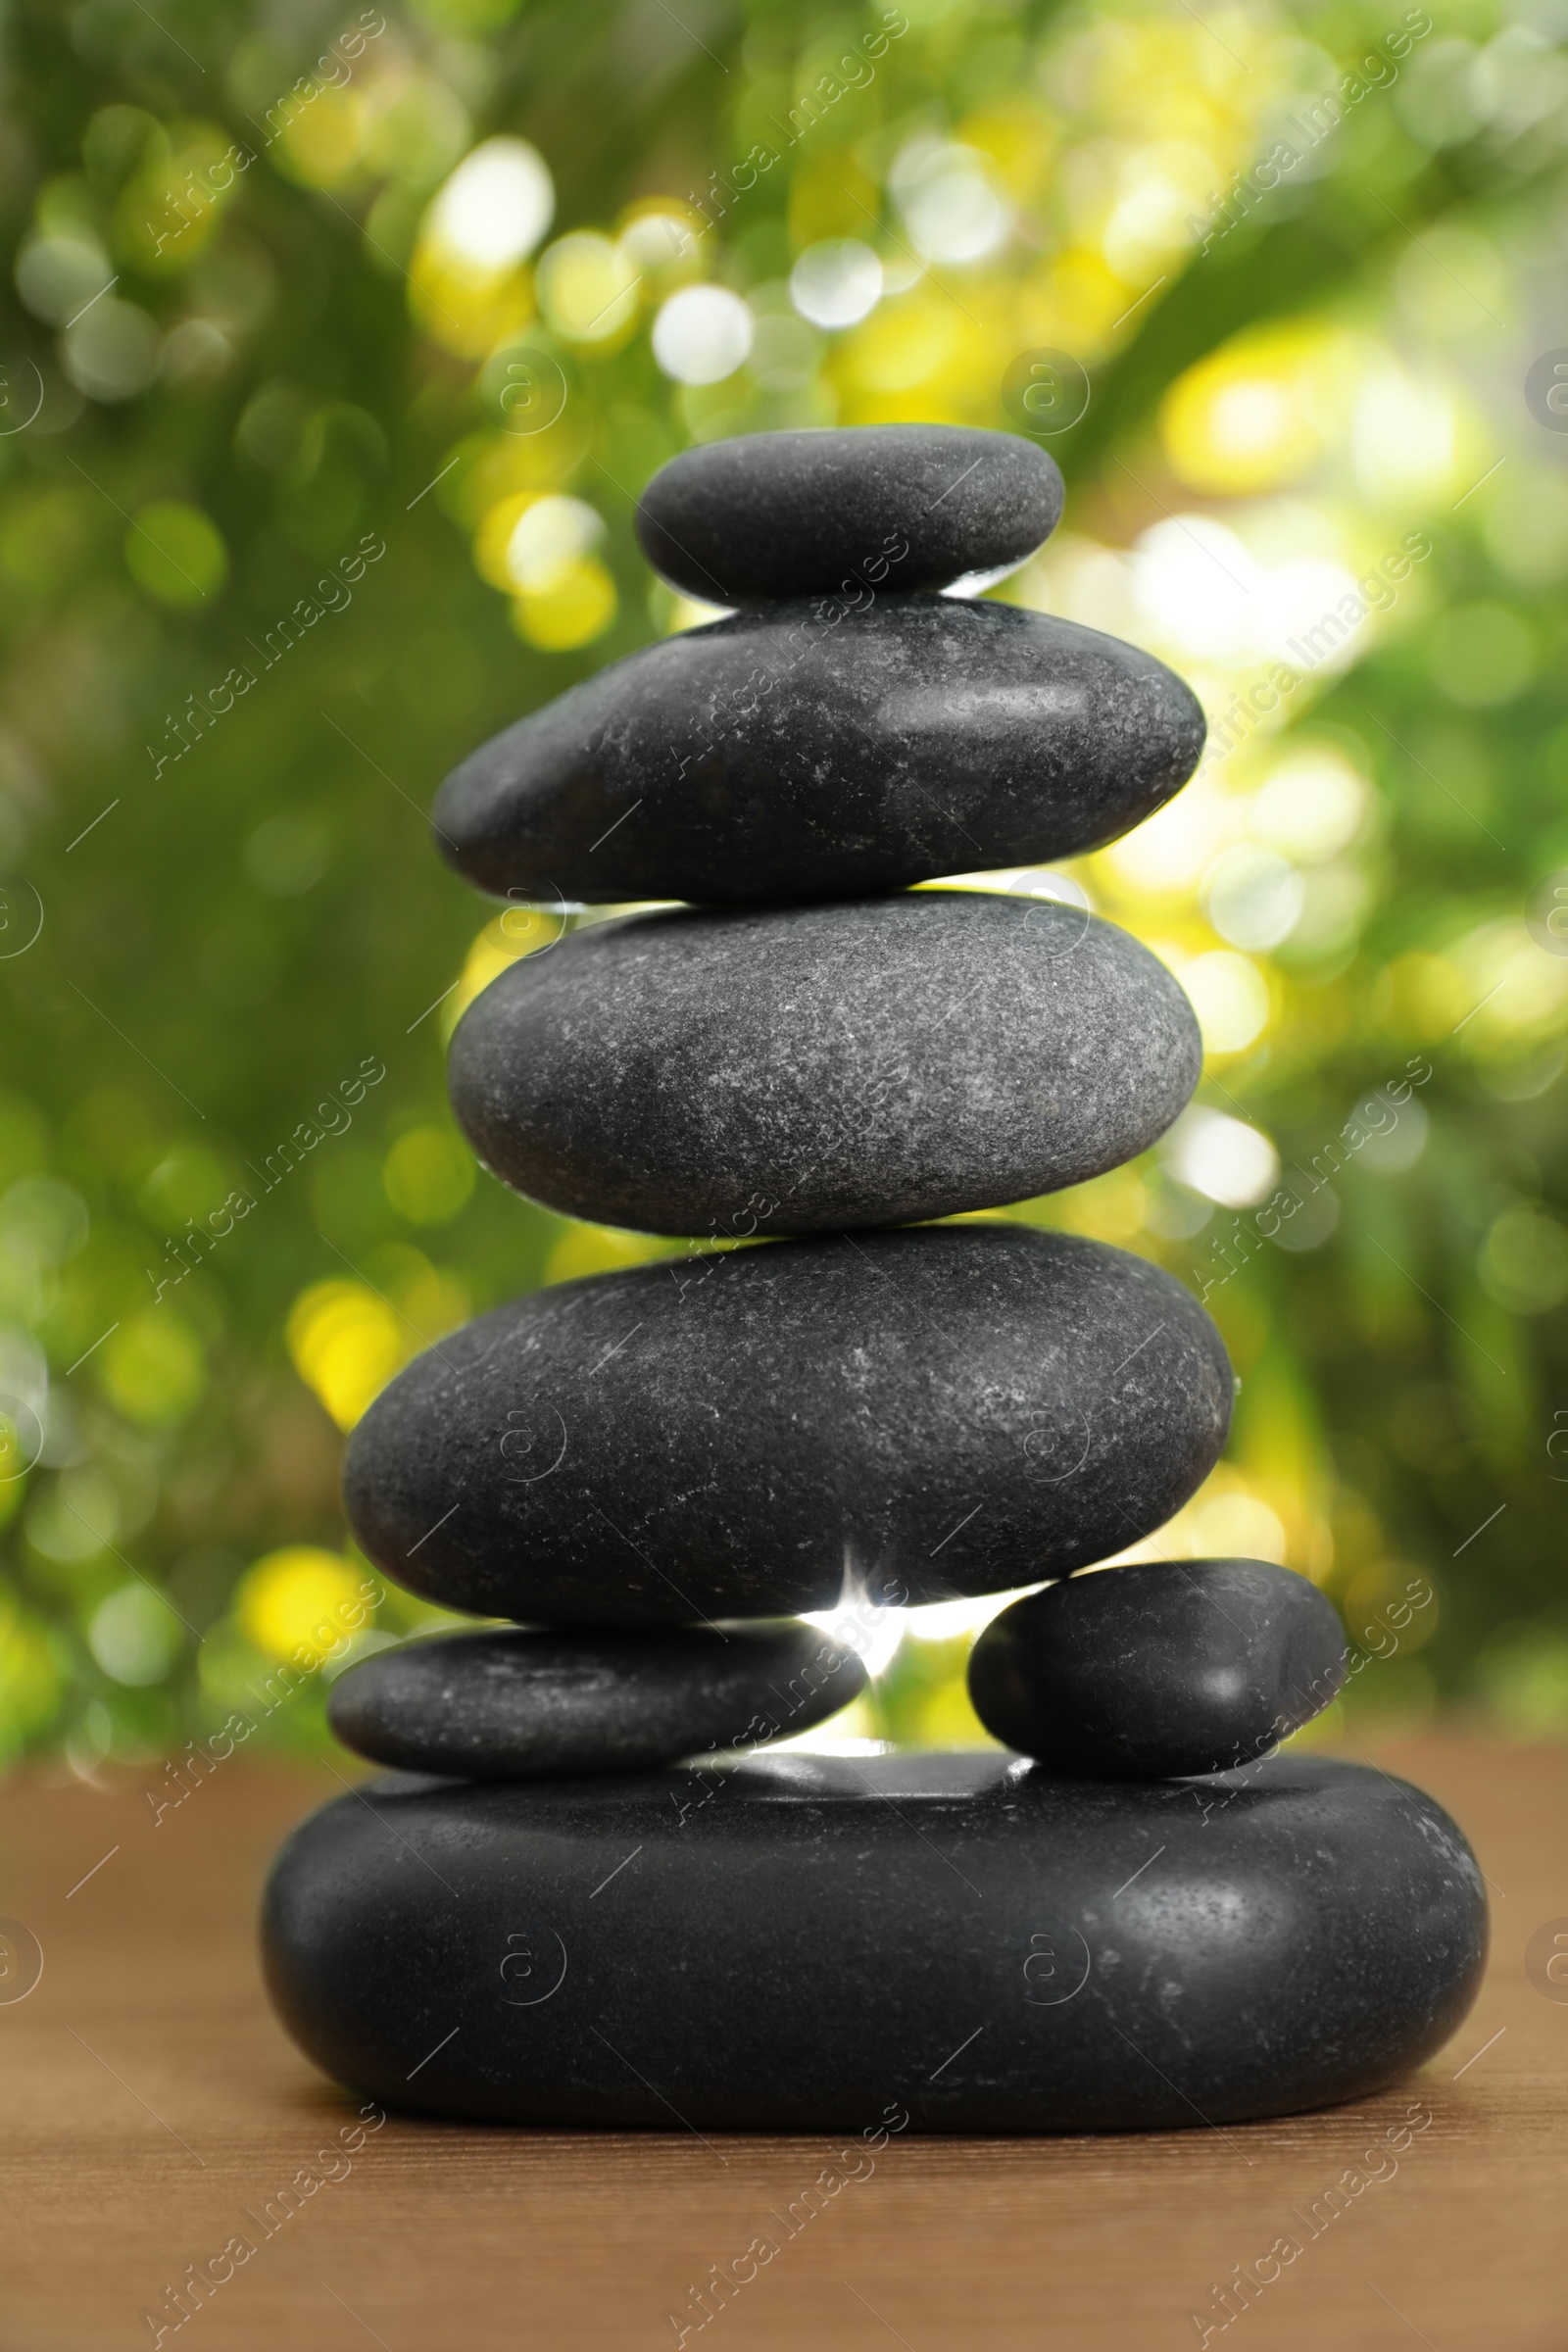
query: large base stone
[{"left": 263, "top": 1752, "right": 1485, "bottom": 2134}]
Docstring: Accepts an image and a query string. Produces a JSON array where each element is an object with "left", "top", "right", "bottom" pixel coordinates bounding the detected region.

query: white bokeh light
[
  {"left": 891, "top": 137, "right": 1012, "bottom": 265},
  {"left": 618, "top": 211, "right": 695, "bottom": 272},
  {"left": 1103, "top": 768, "right": 1228, "bottom": 895},
  {"left": 652, "top": 284, "right": 753, "bottom": 384},
  {"left": 1132, "top": 515, "right": 1262, "bottom": 663},
  {"left": 1251, "top": 748, "right": 1368, "bottom": 861},
  {"left": 505, "top": 495, "right": 604, "bottom": 593},
  {"left": 803, "top": 1583, "right": 906, "bottom": 1680},
  {"left": 427, "top": 137, "right": 554, "bottom": 270},
  {"left": 1351, "top": 364, "right": 1457, "bottom": 503},
  {"left": 1201, "top": 844, "right": 1304, "bottom": 950},
  {"left": 1163, "top": 1105, "right": 1280, "bottom": 1207},
  {"left": 790, "top": 238, "right": 883, "bottom": 328},
  {"left": 15, "top": 230, "right": 113, "bottom": 326},
  {"left": 1209, "top": 380, "right": 1296, "bottom": 466},
  {"left": 64, "top": 298, "right": 161, "bottom": 402},
  {"left": 1186, "top": 1491, "right": 1289, "bottom": 1563},
  {"left": 1180, "top": 950, "right": 1271, "bottom": 1054},
  {"left": 536, "top": 230, "right": 639, "bottom": 341},
  {"left": 998, "top": 867, "right": 1097, "bottom": 912},
  {"left": 902, "top": 1592, "right": 1023, "bottom": 1644},
  {"left": 1132, "top": 515, "right": 1363, "bottom": 669},
  {"left": 1359, "top": 1095, "right": 1430, "bottom": 1173}
]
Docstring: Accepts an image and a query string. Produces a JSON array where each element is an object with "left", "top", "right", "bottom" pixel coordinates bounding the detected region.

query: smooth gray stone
[
  {"left": 341, "top": 1226, "right": 1232, "bottom": 1624},
  {"left": 448, "top": 893, "right": 1200, "bottom": 1236},
  {"left": 328, "top": 1622, "right": 866, "bottom": 1781},
  {"left": 634, "top": 424, "right": 1063, "bottom": 604},
  {"left": 431, "top": 596, "right": 1205, "bottom": 906},
  {"left": 968, "top": 1560, "right": 1348, "bottom": 1780},
  {"left": 262, "top": 1752, "right": 1487, "bottom": 2132}
]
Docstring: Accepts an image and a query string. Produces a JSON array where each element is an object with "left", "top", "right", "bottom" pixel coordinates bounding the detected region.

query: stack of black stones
[{"left": 264, "top": 425, "right": 1486, "bottom": 2132}]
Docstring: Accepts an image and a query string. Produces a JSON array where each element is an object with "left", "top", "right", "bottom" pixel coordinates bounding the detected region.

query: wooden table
[{"left": 1, "top": 1739, "right": 1563, "bottom": 2350}]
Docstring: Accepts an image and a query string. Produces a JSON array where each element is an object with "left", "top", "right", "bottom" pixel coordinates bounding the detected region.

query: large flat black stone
[
  {"left": 431, "top": 597, "right": 1205, "bottom": 906},
  {"left": 447, "top": 894, "right": 1200, "bottom": 1235},
  {"left": 341, "top": 1226, "right": 1233, "bottom": 1624},
  {"left": 262, "top": 1752, "right": 1486, "bottom": 2133}
]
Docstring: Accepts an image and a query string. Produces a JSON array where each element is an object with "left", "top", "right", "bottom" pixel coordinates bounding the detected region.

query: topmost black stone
[{"left": 635, "top": 424, "right": 1063, "bottom": 605}]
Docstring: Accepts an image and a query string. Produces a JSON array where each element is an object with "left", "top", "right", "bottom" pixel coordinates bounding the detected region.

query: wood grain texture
[{"left": 0, "top": 1739, "right": 1562, "bottom": 2351}]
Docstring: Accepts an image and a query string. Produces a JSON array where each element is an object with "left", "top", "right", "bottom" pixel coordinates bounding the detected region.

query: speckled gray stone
[
  {"left": 341, "top": 1225, "right": 1233, "bottom": 1625},
  {"left": 968, "top": 1560, "right": 1348, "bottom": 1780},
  {"left": 327, "top": 1622, "right": 866, "bottom": 1781},
  {"left": 448, "top": 892, "right": 1200, "bottom": 1236},
  {"left": 634, "top": 424, "right": 1064, "bottom": 604},
  {"left": 262, "top": 1751, "right": 1486, "bottom": 2131},
  {"left": 432, "top": 597, "right": 1205, "bottom": 906}
]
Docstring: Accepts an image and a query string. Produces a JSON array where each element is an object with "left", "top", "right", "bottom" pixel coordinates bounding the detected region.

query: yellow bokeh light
[
  {"left": 839, "top": 295, "right": 961, "bottom": 399},
  {"left": 269, "top": 88, "right": 368, "bottom": 188},
  {"left": 286, "top": 1279, "right": 406, "bottom": 1429},
  {"left": 473, "top": 492, "right": 537, "bottom": 590},
  {"left": 499, "top": 493, "right": 604, "bottom": 593},
  {"left": 511, "top": 556, "right": 616, "bottom": 650},
  {"left": 1351, "top": 362, "right": 1460, "bottom": 505},
  {"left": 441, "top": 414, "right": 593, "bottom": 527},
  {"left": 362, "top": 74, "right": 470, "bottom": 187},
  {"left": 1016, "top": 247, "right": 1130, "bottom": 358},
  {"left": 444, "top": 906, "right": 573, "bottom": 1037},
  {"left": 473, "top": 486, "right": 611, "bottom": 616},
  {"left": 1178, "top": 949, "right": 1271, "bottom": 1054},
  {"left": 1450, "top": 919, "right": 1568, "bottom": 1049},
  {"left": 958, "top": 102, "right": 1056, "bottom": 202},
  {"left": 285, "top": 1255, "right": 468, "bottom": 1428},
  {"left": 384, "top": 1250, "right": 469, "bottom": 1348},
  {"left": 786, "top": 151, "right": 880, "bottom": 254},
  {"left": 535, "top": 230, "right": 640, "bottom": 345},
  {"left": 1099, "top": 768, "right": 1231, "bottom": 895},
  {"left": 115, "top": 123, "right": 239, "bottom": 274},
  {"left": 1104, "top": 1462, "right": 1320, "bottom": 1581},
  {"left": 545, "top": 1222, "right": 678, "bottom": 1285},
  {"left": 1184, "top": 1489, "right": 1289, "bottom": 1562},
  {"left": 408, "top": 242, "right": 535, "bottom": 360},
  {"left": 1044, "top": 1165, "right": 1149, "bottom": 1244},
  {"left": 1101, "top": 139, "right": 1218, "bottom": 281},
  {"left": 1160, "top": 324, "right": 1357, "bottom": 496},
  {"left": 615, "top": 199, "right": 704, "bottom": 291},
  {"left": 1374, "top": 951, "right": 1470, "bottom": 1043},
  {"left": 237, "top": 1545, "right": 371, "bottom": 1664}
]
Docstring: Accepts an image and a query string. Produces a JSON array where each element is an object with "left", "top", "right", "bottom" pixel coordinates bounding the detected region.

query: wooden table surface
[{"left": 1, "top": 1738, "right": 1563, "bottom": 2351}]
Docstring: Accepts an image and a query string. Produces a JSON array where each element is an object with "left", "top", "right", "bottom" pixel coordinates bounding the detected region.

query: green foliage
[{"left": 0, "top": 0, "right": 1564, "bottom": 1768}]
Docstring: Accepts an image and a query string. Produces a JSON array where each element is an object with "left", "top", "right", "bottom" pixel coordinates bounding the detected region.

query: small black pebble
[{"left": 967, "top": 1558, "right": 1347, "bottom": 1779}]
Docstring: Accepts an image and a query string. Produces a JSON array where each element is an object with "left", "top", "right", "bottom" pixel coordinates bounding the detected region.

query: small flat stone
[
  {"left": 432, "top": 596, "right": 1205, "bottom": 906},
  {"left": 341, "top": 1225, "right": 1232, "bottom": 1624},
  {"left": 967, "top": 1561, "right": 1348, "bottom": 1780},
  {"left": 448, "top": 893, "right": 1200, "bottom": 1236},
  {"left": 634, "top": 425, "right": 1063, "bottom": 604},
  {"left": 327, "top": 1622, "right": 866, "bottom": 1781},
  {"left": 262, "top": 1752, "right": 1486, "bottom": 2131}
]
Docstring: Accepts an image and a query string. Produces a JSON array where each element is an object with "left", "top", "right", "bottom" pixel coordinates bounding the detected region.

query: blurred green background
[{"left": 1, "top": 0, "right": 1564, "bottom": 1776}]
